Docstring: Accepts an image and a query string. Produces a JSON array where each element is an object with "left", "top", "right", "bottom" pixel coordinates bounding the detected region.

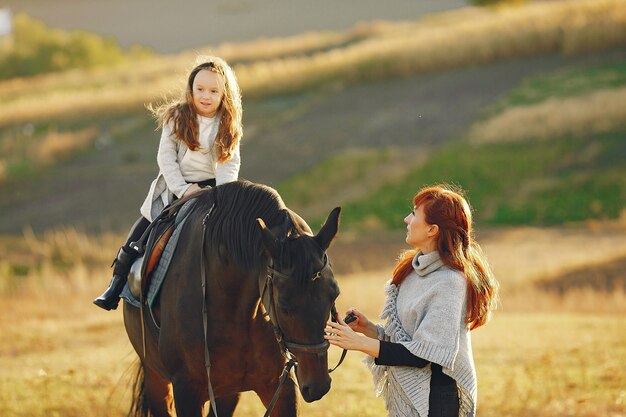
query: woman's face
[
  {"left": 404, "top": 205, "right": 437, "bottom": 251},
  {"left": 192, "top": 69, "right": 224, "bottom": 117}
]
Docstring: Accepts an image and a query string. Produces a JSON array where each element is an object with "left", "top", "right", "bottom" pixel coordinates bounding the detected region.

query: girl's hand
[
  {"left": 182, "top": 183, "right": 202, "bottom": 198},
  {"left": 324, "top": 316, "right": 380, "bottom": 357}
]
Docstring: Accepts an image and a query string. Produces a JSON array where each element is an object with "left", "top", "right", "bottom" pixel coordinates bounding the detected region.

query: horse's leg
[
  {"left": 207, "top": 394, "right": 241, "bottom": 417},
  {"left": 172, "top": 377, "right": 206, "bottom": 417},
  {"left": 255, "top": 377, "right": 299, "bottom": 417},
  {"left": 125, "top": 303, "right": 174, "bottom": 417},
  {"left": 143, "top": 365, "right": 175, "bottom": 417}
]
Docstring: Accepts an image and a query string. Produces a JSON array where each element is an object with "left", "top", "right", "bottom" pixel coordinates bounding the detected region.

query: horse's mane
[{"left": 194, "top": 181, "right": 319, "bottom": 283}]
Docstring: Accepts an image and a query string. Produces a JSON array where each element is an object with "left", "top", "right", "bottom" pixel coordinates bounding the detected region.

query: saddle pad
[{"left": 120, "top": 198, "right": 198, "bottom": 308}]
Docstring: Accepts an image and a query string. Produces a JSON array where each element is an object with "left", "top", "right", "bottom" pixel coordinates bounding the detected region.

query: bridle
[
  {"left": 257, "top": 253, "right": 348, "bottom": 416},
  {"left": 260, "top": 253, "right": 333, "bottom": 359}
]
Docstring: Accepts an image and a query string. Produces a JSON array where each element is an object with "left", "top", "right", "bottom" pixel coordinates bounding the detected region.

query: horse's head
[{"left": 257, "top": 207, "right": 341, "bottom": 402}]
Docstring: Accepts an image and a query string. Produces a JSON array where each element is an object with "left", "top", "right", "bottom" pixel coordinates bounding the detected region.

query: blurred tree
[
  {"left": 0, "top": 13, "right": 151, "bottom": 79},
  {"left": 468, "top": 0, "right": 526, "bottom": 5}
]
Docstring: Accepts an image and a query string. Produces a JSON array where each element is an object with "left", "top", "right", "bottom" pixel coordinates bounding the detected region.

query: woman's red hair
[{"left": 391, "top": 185, "right": 499, "bottom": 330}]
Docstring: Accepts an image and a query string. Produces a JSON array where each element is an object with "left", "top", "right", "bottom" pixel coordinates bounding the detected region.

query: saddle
[{"left": 127, "top": 192, "right": 203, "bottom": 299}]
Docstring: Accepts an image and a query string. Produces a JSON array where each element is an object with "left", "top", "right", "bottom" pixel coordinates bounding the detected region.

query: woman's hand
[
  {"left": 182, "top": 183, "right": 202, "bottom": 198},
  {"left": 344, "top": 308, "right": 379, "bottom": 339},
  {"left": 325, "top": 315, "right": 380, "bottom": 357}
]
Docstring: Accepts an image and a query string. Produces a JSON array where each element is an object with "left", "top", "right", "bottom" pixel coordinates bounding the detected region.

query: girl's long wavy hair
[
  {"left": 391, "top": 185, "right": 499, "bottom": 330},
  {"left": 150, "top": 56, "right": 243, "bottom": 162}
]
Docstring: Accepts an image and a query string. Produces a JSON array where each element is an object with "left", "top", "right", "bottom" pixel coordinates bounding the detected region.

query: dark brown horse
[{"left": 123, "top": 181, "right": 341, "bottom": 417}]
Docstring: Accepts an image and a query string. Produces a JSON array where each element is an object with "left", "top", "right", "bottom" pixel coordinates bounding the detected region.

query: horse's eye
[{"left": 278, "top": 297, "right": 294, "bottom": 313}]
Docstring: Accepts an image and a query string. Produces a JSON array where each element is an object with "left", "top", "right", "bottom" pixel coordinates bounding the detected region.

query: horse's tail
[{"left": 127, "top": 359, "right": 150, "bottom": 417}]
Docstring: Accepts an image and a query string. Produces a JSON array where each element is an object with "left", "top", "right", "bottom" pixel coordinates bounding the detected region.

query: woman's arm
[{"left": 375, "top": 341, "right": 429, "bottom": 367}]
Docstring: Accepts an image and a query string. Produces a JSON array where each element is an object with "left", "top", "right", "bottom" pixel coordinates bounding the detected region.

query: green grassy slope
[
  {"left": 303, "top": 56, "right": 626, "bottom": 229},
  {"left": 491, "top": 56, "right": 626, "bottom": 111},
  {"left": 341, "top": 130, "right": 625, "bottom": 228}
]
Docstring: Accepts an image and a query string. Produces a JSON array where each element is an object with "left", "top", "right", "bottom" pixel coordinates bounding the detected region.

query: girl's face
[
  {"left": 404, "top": 205, "right": 438, "bottom": 252},
  {"left": 192, "top": 69, "right": 224, "bottom": 117}
]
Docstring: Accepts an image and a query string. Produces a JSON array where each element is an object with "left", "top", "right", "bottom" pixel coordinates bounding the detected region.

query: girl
[
  {"left": 94, "top": 56, "right": 243, "bottom": 311},
  {"left": 325, "top": 185, "right": 499, "bottom": 417}
]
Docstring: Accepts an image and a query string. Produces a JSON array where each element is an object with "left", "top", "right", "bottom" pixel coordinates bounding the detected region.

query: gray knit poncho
[{"left": 364, "top": 251, "right": 477, "bottom": 417}]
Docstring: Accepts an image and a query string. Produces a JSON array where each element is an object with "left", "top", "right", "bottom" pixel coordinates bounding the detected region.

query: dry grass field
[
  {"left": 1, "top": 221, "right": 625, "bottom": 417},
  {"left": 468, "top": 87, "right": 626, "bottom": 144},
  {"left": 1, "top": 0, "right": 625, "bottom": 127},
  {"left": 0, "top": 1, "right": 624, "bottom": 415}
]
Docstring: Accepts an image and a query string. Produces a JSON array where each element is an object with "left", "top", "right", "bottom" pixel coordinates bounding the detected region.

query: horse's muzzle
[
  {"left": 299, "top": 376, "right": 331, "bottom": 403},
  {"left": 293, "top": 348, "right": 332, "bottom": 402}
]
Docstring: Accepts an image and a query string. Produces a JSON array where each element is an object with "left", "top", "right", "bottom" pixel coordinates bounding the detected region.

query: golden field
[
  {"left": 0, "top": 0, "right": 625, "bottom": 415},
  {"left": 0, "top": 221, "right": 625, "bottom": 417},
  {"left": 469, "top": 86, "right": 626, "bottom": 144}
]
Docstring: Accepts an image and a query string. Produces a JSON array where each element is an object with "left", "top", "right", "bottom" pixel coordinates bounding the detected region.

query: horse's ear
[
  {"left": 257, "top": 218, "right": 280, "bottom": 258},
  {"left": 315, "top": 207, "right": 341, "bottom": 251}
]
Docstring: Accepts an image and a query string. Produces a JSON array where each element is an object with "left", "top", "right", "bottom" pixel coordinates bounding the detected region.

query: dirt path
[{"left": 241, "top": 51, "right": 620, "bottom": 183}]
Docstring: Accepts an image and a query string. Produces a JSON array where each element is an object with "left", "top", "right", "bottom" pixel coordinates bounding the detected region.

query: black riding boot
[{"left": 93, "top": 246, "right": 137, "bottom": 310}]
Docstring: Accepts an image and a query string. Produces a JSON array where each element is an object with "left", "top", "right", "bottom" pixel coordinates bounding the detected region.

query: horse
[{"left": 123, "top": 180, "right": 341, "bottom": 417}]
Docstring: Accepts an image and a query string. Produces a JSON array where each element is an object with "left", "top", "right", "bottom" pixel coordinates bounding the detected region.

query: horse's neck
[{"left": 210, "top": 268, "right": 260, "bottom": 313}]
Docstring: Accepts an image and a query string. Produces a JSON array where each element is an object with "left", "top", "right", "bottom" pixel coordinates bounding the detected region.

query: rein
[
  {"left": 200, "top": 205, "right": 219, "bottom": 417},
  {"left": 200, "top": 209, "right": 347, "bottom": 417}
]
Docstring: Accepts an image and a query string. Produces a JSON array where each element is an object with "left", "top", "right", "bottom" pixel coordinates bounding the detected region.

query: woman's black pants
[{"left": 428, "top": 384, "right": 460, "bottom": 417}]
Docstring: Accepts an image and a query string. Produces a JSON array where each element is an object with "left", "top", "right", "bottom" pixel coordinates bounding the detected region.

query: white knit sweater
[
  {"left": 139, "top": 114, "right": 240, "bottom": 221},
  {"left": 365, "top": 251, "right": 477, "bottom": 417},
  {"left": 178, "top": 115, "right": 240, "bottom": 185}
]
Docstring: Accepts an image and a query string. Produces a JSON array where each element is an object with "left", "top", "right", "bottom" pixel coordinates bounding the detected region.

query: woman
[{"left": 325, "top": 185, "right": 499, "bottom": 417}]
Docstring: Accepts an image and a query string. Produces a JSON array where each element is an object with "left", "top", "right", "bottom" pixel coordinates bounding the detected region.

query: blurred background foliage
[
  {"left": 469, "top": 0, "right": 526, "bottom": 6},
  {"left": 0, "top": 13, "right": 152, "bottom": 80}
]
